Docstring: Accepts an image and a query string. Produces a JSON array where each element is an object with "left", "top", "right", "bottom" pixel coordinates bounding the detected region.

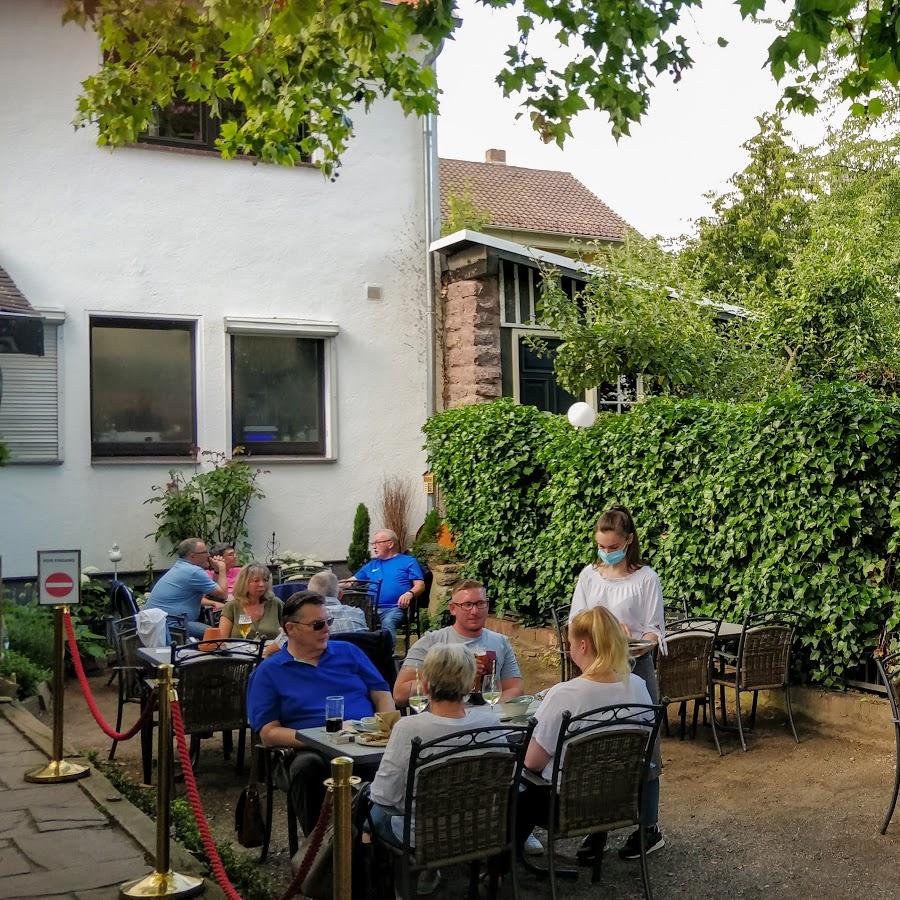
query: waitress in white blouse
[{"left": 569, "top": 505, "right": 666, "bottom": 859}]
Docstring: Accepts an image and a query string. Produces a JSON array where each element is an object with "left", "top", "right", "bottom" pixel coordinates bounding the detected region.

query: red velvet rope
[
  {"left": 278, "top": 792, "right": 334, "bottom": 900},
  {"left": 171, "top": 699, "right": 243, "bottom": 900},
  {"left": 63, "top": 610, "right": 155, "bottom": 741}
]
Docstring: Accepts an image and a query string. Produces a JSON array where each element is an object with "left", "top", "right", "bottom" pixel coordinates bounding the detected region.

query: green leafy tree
[
  {"left": 62, "top": 0, "right": 900, "bottom": 174},
  {"left": 680, "top": 114, "right": 816, "bottom": 301},
  {"left": 346, "top": 503, "right": 370, "bottom": 573},
  {"left": 441, "top": 186, "right": 491, "bottom": 235},
  {"left": 537, "top": 233, "right": 777, "bottom": 401}
]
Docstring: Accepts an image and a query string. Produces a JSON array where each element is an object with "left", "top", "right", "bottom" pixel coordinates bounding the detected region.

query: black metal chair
[
  {"left": 528, "top": 703, "right": 663, "bottom": 900},
  {"left": 712, "top": 610, "right": 800, "bottom": 752},
  {"left": 107, "top": 613, "right": 187, "bottom": 761},
  {"left": 402, "top": 568, "right": 433, "bottom": 651},
  {"left": 550, "top": 605, "right": 580, "bottom": 683},
  {"left": 874, "top": 649, "right": 900, "bottom": 833},
  {"left": 370, "top": 722, "right": 534, "bottom": 900},
  {"left": 341, "top": 579, "right": 382, "bottom": 631},
  {"left": 172, "top": 638, "right": 263, "bottom": 773},
  {"left": 258, "top": 628, "right": 397, "bottom": 862},
  {"left": 656, "top": 617, "right": 720, "bottom": 754}
]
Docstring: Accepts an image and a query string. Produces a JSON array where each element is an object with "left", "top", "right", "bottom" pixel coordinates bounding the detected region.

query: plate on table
[{"left": 628, "top": 639, "right": 657, "bottom": 657}]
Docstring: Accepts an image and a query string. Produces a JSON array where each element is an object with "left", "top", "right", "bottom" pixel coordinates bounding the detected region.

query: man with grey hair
[
  {"left": 345, "top": 528, "right": 424, "bottom": 646},
  {"left": 307, "top": 570, "right": 367, "bottom": 634},
  {"left": 144, "top": 537, "right": 227, "bottom": 639}
]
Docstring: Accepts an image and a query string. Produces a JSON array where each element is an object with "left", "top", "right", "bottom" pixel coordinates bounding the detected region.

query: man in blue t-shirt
[
  {"left": 144, "top": 537, "right": 227, "bottom": 638},
  {"left": 249, "top": 591, "right": 394, "bottom": 833},
  {"left": 347, "top": 529, "right": 425, "bottom": 646}
]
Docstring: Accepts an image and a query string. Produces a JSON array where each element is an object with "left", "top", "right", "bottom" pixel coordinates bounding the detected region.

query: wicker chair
[
  {"left": 107, "top": 613, "right": 187, "bottom": 762},
  {"left": 656, "top": 618, "right": 720, "bottom": 754},
  {"left": 550, "top": 606, "right": 580, "bottom": 683},
  {"left": 372, "top": 722, "right": 534, "bottom": 900},
  {"left": 532, "top": 703, "right": 663, "bottom": 900},
  {"left": 712, "top": 610, "right": 799, "bottom": 752},
  {"left": 874, "top": 649, "right": 900, "bottom": 833},
  {"left": 172, "top": 639, "right": 263, "bottom": 773}
]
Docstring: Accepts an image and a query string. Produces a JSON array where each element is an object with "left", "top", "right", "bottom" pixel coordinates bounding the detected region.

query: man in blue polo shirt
[
  {"left": 347, "top": 528, "right": 425, "bottom": 646},
  {"left": 248, "top": 591, "right": 394, "bottom": 834}
]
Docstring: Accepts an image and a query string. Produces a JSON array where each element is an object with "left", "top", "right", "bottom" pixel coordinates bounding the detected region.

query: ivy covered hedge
[{"left": 423, "top": 384, "right": 900, "bottom": 686}]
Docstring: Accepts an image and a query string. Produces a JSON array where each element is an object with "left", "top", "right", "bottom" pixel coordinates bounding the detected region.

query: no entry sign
[{"left": 37, "top": 550, "right": 81, "bottom": 606}]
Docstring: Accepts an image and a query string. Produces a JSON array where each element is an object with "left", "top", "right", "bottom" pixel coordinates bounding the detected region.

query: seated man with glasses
[
  {"left": 248, "top": 590, "right": 395, "bottom": 834},
  {"left": 343, "top": 528, "right": 425, "bottom": 647},
  {"left": 393, "top": 579, "right": 524, "bottom": 707}
]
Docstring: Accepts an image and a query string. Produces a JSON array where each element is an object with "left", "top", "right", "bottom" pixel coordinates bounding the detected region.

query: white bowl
[
  {"left": 359, "top": 716, "right": 380, "bottom": 733},
  {"left": 499, "top": 695, "right": 534, "bottom": 718}
]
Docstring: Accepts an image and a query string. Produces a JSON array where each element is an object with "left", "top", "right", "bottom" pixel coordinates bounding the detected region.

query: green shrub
[
  {"left": 0, "top": 650, "right": 50, "bottom": 698},
  {"left": 424, "top": 384, "right": 900, "bottom": 687},
  {"left": 5, "top": 604, "right": 55, "bottom": 670},
  {"left": 347, "top": 503, "right": 370, "bottom": 573},
  {"left": 145, "top": 450, "right": 267, "bottom": 555}
]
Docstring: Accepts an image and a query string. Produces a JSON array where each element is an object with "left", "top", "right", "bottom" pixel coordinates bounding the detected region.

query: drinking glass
[
  {"left": 237, "top": 613, "right": 253, "bottom": 639},
  {"left": 482, "top": 673, "right": 501, "bottom": 707},
  {"left": 409, "top": 674, "right": 429, "bottom": 714},
  {"left": 325, "top": 695, "right": 344, "bottom": 733}
]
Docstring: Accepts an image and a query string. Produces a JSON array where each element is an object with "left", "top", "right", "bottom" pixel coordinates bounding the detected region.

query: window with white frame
[
  {"left": 89, "top": 317, "right": 197, "bottom": 458},
  {"left": 498, "top": 259, "right": 641, "bottom": 415},
  {"left": 0, "top": 317, "right": 62, "bottom": 463},
  {"left": 226, "top": 318, "right": 337, "bottom": 458}
]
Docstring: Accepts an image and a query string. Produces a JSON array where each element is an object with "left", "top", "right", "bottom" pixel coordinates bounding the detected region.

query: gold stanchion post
[
  {"left": 24, "top": 606, "right": 89, "bottom": 783},
  {"left": 328, "top": 756, "right": 359, "bottom": 900},
  {"left": 120, "top": 664, "right": 204, "bottom": 899}
]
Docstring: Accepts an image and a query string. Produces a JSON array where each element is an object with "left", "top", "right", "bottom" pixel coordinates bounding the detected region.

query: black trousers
[{"left": 276, "top": 750, "right": 379, "bottom": 835}]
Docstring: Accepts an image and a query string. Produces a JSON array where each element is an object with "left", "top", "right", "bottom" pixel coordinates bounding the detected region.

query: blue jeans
[
  {"left": 369, "top": 802, "right": 404, "bottom": 846},
  {"left": 379, "top": 607, "right": 407, "bottom": 646}
]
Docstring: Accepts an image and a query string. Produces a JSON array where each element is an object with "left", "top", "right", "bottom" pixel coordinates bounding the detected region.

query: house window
[
  {"left": 225, "top": 317, "right": 338, "bottom": 458},
  {"left": 0, "top": 318, "right": 62, "bottom": 463},
  {"left": 139, "top": 98, "right": 310, "bottom": 160},
  {"left": 499, "top": 259, "right": 582, "bottom": 327},
  {"left": 89, "top": 317, "right": 196, "bottom": 458}
]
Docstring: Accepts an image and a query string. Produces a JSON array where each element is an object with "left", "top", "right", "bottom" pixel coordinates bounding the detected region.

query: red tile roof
[
  {"left": 440, "top": 156, "right": 629, "bottom": 242},
  {"left": 0, "top": 264, "right": 37, "bottom": 314}
]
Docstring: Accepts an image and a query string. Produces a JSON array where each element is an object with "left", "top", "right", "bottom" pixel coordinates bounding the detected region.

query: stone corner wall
[{"left": 441, "top": 271, "right": 502, "bottom": 409}]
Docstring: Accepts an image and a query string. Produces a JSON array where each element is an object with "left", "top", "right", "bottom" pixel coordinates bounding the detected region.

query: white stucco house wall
[{"left": 0, "top": 1, "right": 434, "bottom": 578}]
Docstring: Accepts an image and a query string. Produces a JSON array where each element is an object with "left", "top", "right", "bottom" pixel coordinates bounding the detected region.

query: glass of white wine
[
  {"left": 409, "top": 674, "right": 429, "bottom": 714},
  {"left": 237, "top": 613, "right": 253, "bottom": 639},
  {"left": 482, "top": 672, "right": 501, "bottom": 708}
]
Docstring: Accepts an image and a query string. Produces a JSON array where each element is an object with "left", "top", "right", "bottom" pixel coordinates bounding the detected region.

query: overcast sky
[{"left": 436, "top": 1, "right": 824, "bottom": 239}]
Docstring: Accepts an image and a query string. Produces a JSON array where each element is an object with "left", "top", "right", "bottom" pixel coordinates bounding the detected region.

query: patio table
[{"left": 293, "top": 725, "right": 387, "bottom": 767}]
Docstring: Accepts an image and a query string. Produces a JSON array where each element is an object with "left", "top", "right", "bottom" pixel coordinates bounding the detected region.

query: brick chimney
[{"left": 484, "top": 148, "right": 506, "bottom": 164}]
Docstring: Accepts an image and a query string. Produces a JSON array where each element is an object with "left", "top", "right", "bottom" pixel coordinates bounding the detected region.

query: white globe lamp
[{"left": 567, "top": 402, "right": 597, "bottom": 429}]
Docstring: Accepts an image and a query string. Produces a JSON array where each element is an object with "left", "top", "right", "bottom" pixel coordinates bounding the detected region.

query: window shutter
[{"left": 0, "top": 323, "right": 59, "bottom": 462}]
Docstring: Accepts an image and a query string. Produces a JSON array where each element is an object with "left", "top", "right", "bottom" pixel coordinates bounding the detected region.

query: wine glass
[
  {"left": 409, "top": 674, "right": 429, "bottom": 714},
  {"left": 237, "top": 613, "right": 253, "bottom": 639},
  {"left": 482, "top": 672, "right": 501, "bottom": 708}
]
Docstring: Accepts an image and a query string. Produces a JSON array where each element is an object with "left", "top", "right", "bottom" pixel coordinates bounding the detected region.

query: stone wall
[{"left": 441, "top": 247, "right": 502, "bottom": 408}]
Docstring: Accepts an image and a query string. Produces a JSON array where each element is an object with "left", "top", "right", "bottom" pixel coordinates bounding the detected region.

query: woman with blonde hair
[
  {"left": 219, "top": 562, "right": 282, "bottom": 640},
  {"left": 523, "top": 606, "right": 659, "bottom": 862}
]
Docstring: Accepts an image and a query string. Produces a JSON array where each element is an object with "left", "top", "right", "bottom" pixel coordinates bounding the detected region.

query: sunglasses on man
[{"left": 286, "top": 616, "right": 334, "bottom": 632}]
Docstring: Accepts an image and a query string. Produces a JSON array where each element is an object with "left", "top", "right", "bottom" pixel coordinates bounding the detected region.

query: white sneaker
[
  {"left": 417, "top": 868, "right": 441, "bottom": 895},
  {"left": 524, "top": 832, "right": 544, "bottom": 855}
]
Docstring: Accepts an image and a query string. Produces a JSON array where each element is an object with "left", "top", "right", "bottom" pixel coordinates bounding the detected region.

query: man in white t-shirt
[{"left": 393, "top": 579, "right": 523, "bottom": 706}]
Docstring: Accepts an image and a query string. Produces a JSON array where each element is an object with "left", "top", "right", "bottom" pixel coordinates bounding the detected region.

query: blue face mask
[{"left": 598, "top": 547, "right": 627, "bottom": 566}]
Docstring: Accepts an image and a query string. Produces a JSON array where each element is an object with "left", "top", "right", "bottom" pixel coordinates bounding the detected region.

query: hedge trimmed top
[{"left": 423, "top": 383, "right": 900, "bottom": 687}]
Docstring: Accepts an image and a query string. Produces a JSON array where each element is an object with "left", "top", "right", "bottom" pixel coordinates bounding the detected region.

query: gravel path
[{"left": 59, "top": 665, "right": 900, "bottom": 899}]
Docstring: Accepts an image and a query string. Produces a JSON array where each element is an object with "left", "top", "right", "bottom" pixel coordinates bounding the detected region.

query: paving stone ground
[{"left": 0, "top": 700, "right": 229, "bottom": 900}]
